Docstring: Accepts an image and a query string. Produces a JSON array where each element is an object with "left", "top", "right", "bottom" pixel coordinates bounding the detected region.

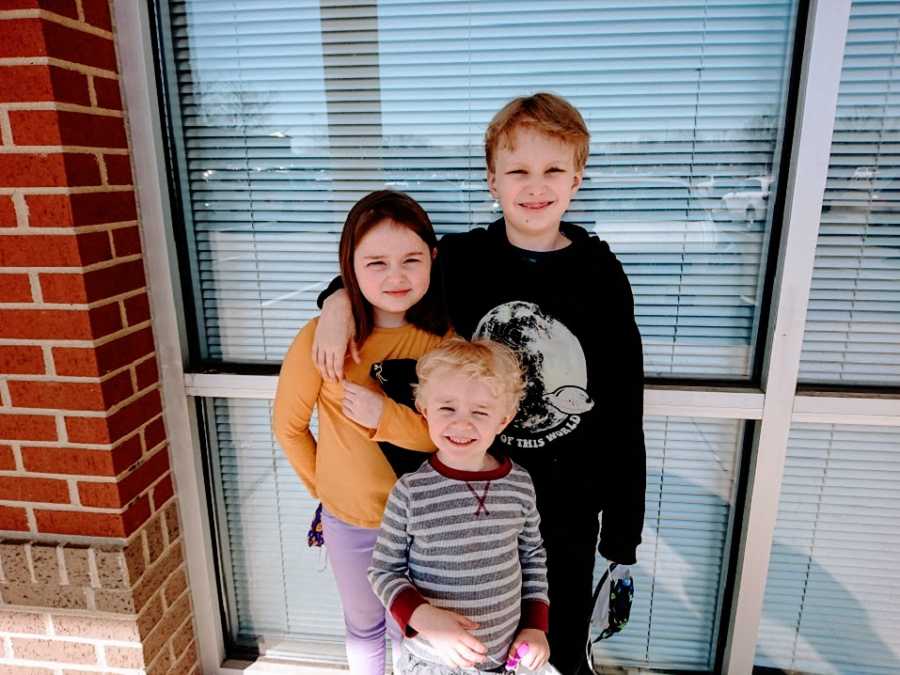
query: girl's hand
[
  {"left": 313, "top": 289, "right": 361, "bottom": 381},
  {"left": 508, "top": 629, "right": 550, "bottom": 671},
  {"left": 341, "top": 381, "right": 385, "bottom": 429},
  {"left": 409, "top": 604, "right": 487, "bottom": 670}
]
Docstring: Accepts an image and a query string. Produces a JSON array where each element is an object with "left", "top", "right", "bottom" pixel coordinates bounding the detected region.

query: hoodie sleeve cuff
[
  {"left": 521, "top": 600, "right": 549, "bottom": 632},
  {"left": 390, "top": 587, "right": 429, "bottom": 638}
]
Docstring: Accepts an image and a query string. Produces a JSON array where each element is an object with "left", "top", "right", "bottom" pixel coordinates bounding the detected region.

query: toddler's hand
[
  {"left": 341, "top": 381, "right": 385, "bottom": 429},
  {"left": 409, "top": 604, "right": 486, "bottom": 669},
  {"left": 313, "top": 289, "right": 360, "bottom": 381},
  {"left": 508, "top": 629, "right": 550, "bottom": 671}
]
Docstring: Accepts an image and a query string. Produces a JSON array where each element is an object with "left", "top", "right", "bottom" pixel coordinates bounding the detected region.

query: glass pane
[
  {"left": 799, "top": 0, "right": 900, "bottom": 386},
  {"left": 208, "top": 398, "right": 344, "bottom": 649},
  {"left": 210, "top": 401, "right": 743, "bottom": 671},
  {"left": 755, "top": 423, "right": 900, "bottom": 674},
  {"left": 162, "top": 0, "right": 799, "bottom": 378},
  {"left": 593, "top": 416, "right": 743, "bottom": 671}
]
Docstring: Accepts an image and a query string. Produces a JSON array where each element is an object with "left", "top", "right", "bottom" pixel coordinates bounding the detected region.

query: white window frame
[{"left": 114, "top": 1, "right": 900, "bottom": 673}]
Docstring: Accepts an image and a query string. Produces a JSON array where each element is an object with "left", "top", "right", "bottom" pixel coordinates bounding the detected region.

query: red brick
[
  {"left": 104, "top": 155, "right": 132, "bottom": 185},
  {"left": 122, "top": 494, "right": 152, "bottom": 536},
  {"left": 0, "top": 232, "right": 111, "bottom": 267},
  {"left": 36, "top": 508, "right": 125, "bottom": 537},
  {"left": 0, "top": 346, "right": 44, "bottom": 375},
  {"left": 0, "top": 347, "right": 45, "bottom": 375},
  {"left": 0, "top": 195, "right": 17, "bottom": 227},
  {"left": 41, "top": 260, "right": 146, "bottom": 304},
  {"left": 38, "top": 274, "right": 86, "bottom": 303},
  {"left": 124, "top": 293, "right": 151, "bottom": 326},
  {"left": 3, "top": 1, "right": 80, "bottom": 18},
  {"left": 0, "top": 306, "right": 118, "bottom": 340},
  {"left": 78, "top": 481, "right": 118, "bottom": 507},
  {"left": 0, "top": 505, "right": 28, "bottom": 531},
  {"left": 77, "top": 231, "right": 114, "bottom": 265},
  {"left": 54, "top": 327, "right": 155, "bottom": 376},
  {"left": 63, "top": 416, "right": 109, "bottom": 444},
  {"left": 88, "top": 302, "right": 123, "bottom": 338},
  {"left": 85, "top": 260, "right": 145, "bottom": 298},
  {"left": 10, "top": 110, "right": 127, "bottom": 148},
  {"left": 0, "top": 445, "right": 15, "bottom": 470},
  {"left": 0, "top": 18, "right": 46, "bottom": 59},
  {"left": 93, "top": 76, "right": 121, "bottom": 110},
  {"left": 111, "top": 226, "right": 141, "bottom": 256},
  {"left": 22, "top": 434, "right": 143, "bottom": 476},
  {"left": 0, "top": 274, "right": 32, "bottom": 302},
  {"left": 0, "top": 65, "right": 89, "bottom": 105},
  {"left": 143, "top": 416, "right": 165, "bottom": 450},
  {"left": 0, "top": 154, "right": 99, "bottom": 188},
  {"left": 118, "top": 447, "right": 169, "bottom": 506},
  {"left": 135, "top": 357, "right": 158, "bottom": 391},
  {"left": 152, "top": 473, "right": 173, "bottom": 510},
  {"left": 66, "top": 389, "right": 159, "bottom": 444},
  {"left": 0, "top": 413, "right": 56, "bottom": 441},
  {"left": 0, "top": 475, "right": 69, "bottom": 503},
  {"left": 0, "top": 19, "right": 116, "bottom": 71},
  {"left": 9, "top": 371, "right": 133, "bottom": 411},
  {"left": 82, "top": 0, "right": 113, "bottom": 31},
  {"left": 44, "top": 20, "right": 117, "bottom": 70},
  {"left": 109, "top": 389, "right": 162, "bottom": 443},
  {"left": 26, "top": 191, "right": 135, "bottom": 227}
]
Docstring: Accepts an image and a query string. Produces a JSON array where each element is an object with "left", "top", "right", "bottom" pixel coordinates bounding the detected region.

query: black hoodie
[{"left": 438, "top": 218, "right": 645, "bottom": 565}]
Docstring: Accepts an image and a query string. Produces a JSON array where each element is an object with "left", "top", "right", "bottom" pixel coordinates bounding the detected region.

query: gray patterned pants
[{"left": 395, "top": 649, "right": 505, "bottom": 674}]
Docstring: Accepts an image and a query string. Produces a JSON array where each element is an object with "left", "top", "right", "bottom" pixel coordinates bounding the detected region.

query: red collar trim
[{"left": 429, "top": 454, "right": 512, "bottom": 481}]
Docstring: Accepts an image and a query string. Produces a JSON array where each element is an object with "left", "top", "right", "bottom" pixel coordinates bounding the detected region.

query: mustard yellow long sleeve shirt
[{"left": 272, "top": 317, "right": 443, "bottom": 528}]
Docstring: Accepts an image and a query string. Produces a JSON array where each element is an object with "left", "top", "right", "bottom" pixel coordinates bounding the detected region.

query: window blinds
[
  {"left": 755, "top": 423, "right": 900, "bottom": 673},
  {"left": 164, "top": 0, "right": 797, "bottom": 377},
  {"left": 799, "top": 0, "right": 900, "bottom": 386},
  {"left": 210, "top": 401, "right": 742, "bottom": 672}
]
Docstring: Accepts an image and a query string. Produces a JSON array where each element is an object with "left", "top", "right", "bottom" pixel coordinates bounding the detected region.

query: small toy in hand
[
  {"left": 307, "top": 502, "right": 325, "bottom": 547},
  {"left": 588, "top": 562, "right": 635, "bottom": 669},
  {"left": 505, "top": 643, "right": 562, "bottom": 675}
]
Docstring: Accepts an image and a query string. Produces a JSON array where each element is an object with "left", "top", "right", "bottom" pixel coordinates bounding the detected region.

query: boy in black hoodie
[{"left": 315, "top": 93, "right": 645, "bottom": 675}]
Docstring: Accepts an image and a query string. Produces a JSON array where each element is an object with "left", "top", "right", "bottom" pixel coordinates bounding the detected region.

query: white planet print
[{"left": 474, "top": 301, "right": 594, "bottom": 434}]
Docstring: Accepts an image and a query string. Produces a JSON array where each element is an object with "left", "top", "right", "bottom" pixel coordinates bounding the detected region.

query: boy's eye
[
  {"left": 547, "top": 167, "right": 564, "bottom": 174},
  {"left": 507, "top": 169, "right": 526, "bottom": 175},
  {"left": 438, "top": 406, "right": 454, "bottom": 413},
  {"left": 403, "top": 257, "right": 422, "bottom": 264},
  {"left": 473, "top": 411, "right": 489, "bottom": 417}
]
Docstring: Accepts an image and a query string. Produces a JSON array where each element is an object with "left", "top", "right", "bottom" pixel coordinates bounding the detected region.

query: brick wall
[{"left": 0, "top": 1, "right": 198, "bottom": 673}]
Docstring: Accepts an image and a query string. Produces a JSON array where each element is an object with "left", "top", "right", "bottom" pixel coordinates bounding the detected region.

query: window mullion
[{"left": 721, "top": 2, "right": 852, "bottom": 673}]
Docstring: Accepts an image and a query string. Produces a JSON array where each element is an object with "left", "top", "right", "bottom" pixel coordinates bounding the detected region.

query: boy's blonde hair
[
  {"left": 415, "top": 337, "right": 525, "bottom": 415},
  {"left": 485, "top": 92, "right": 590, "bottom": 173}
]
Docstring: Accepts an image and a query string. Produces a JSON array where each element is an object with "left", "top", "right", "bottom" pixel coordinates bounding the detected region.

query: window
[
  {"left": 799, "top": 0, "right": 900, "bottom": 386},
  {"left": 755, "top": 423, "right": 900, "bottom": 673},
  {"left": 162, "top": 0, "right": 798, "bottom": 378},
  {"left": 149, "top": 0, "right": 806, "bottom": 671}
]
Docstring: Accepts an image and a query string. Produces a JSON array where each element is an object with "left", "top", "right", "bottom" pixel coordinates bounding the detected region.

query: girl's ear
[{"left": 431, "top": 247, "right": 437, "bottom": 260}]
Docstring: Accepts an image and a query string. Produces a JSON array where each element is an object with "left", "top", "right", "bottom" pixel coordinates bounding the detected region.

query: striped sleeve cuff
[
  {"left": 521, "top": 600, "right": 549, "bottom": 633},
  {"left": 389, "top": 587, "right": 429, "bottom": 637}
]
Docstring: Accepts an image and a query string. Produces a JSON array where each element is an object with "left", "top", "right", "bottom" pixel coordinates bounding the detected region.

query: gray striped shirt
[{"left": 368, "top": 456, "right": 549, "bottom": 671}]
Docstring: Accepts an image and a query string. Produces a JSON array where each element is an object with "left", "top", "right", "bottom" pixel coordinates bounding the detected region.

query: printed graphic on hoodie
[{"left": 474, "top": 301, "right": 594, "bottom": 449}]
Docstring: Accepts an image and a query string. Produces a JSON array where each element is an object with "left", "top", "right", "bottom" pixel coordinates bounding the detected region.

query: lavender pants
[{"left": 321, "top": 507, "right": 402, "bottom": 674}]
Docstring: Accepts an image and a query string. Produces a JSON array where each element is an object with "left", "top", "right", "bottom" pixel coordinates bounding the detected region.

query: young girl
[{"left": 272, "top": 190, "right": 449, "bottom": 675}]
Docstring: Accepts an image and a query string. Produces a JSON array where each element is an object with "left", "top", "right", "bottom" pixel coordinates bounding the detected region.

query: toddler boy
[{"left": 368, "top": 338, "right": 551, "bottom": 674}]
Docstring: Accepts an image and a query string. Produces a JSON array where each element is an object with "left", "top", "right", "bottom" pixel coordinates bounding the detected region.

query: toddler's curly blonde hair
[{"left": 414, "top": 337, "right": 525, "bottom": 415}]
